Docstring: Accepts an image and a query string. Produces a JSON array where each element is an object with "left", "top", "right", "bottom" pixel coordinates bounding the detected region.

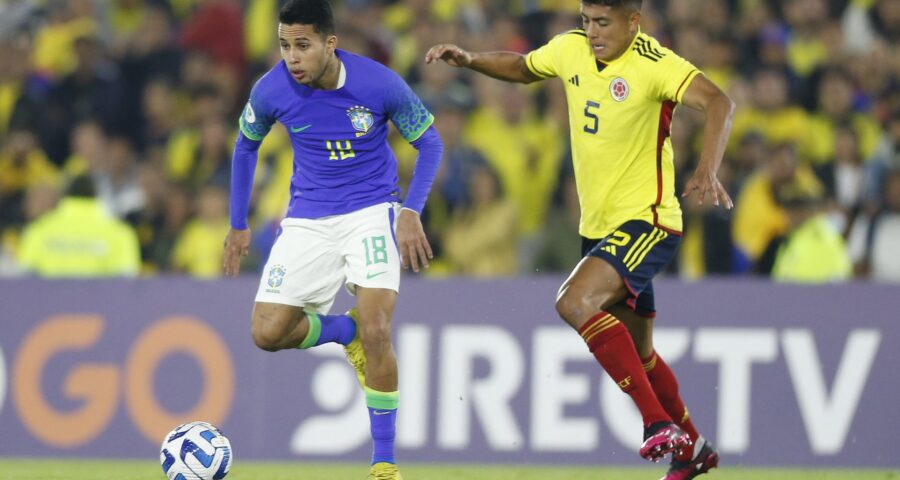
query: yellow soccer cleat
[
  {"left": 343, "top": 308, "right": 367, "bottom": 388},
  {"left": 368, "top": 462, "right": 402, "bottom": 480}
]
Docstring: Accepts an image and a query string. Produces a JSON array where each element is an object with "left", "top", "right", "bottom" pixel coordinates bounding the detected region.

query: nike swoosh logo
[
  {"left": 366, "top": 271, "right": 388, "bottom": 279},
  {"left": 290, "top": 124, "right": 312, "bottom": 133},
  {"left": 373, "top": 410, "right": 393, "bottom": 416}
]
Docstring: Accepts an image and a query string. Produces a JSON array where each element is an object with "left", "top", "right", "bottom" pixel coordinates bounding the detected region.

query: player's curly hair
[
  {"left": 279, "top": 0, "right": 335, "bottom": 37},
  {"left": 581, "top": 0, "right": 642, "bottom": 11}
]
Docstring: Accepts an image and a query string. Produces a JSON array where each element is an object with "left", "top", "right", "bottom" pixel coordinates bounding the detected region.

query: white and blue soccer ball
[{"left": 160, "top": 421, "right": 232, "bottom": 480}]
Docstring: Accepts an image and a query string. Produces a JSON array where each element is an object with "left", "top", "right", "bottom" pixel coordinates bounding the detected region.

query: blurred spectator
[
  {"left": 166, "top": 116, "right": 232, "bottom": 188},
  {"left": 93, "top": 135, "right": 145, "bottom": 218},
  {"left": 0, "top": 30, "right": 47, "bottom": 139},
  {"left": 171, "top": 184, "right": 230, "bottom": 278},
  {"left": 64, "top": 118, "right": 105, "bottom": 177},
  {"left": 138, "top": 77, "right": 180, "bottom": 151},
  {"left": 783, "top": 0, "right": 831, "bottom": 79},
  {"left": 732, "top": 142, "right": 824, "bottom": 273},
  {"left": 130, "top": 163, "right": 171, "bottom": 273},
  {"left": 866, "top": 108, "right": 900, "bottom": 203},
  {"left": 531, "top": 172, "right": 581, "bottom": 273},
  {"left": 43, "top": 33, "right": 127, "bottom": 164},
  {"left": 464, "top": 78, "right": 563, "bottom": 237},
  {"left": 443, "top": 163, "right": 519, "bottom": 276},
  {"left": 849, "top": 169, "right": 900, "bottom": 281},
  {"left": 0, "top": 180, "right": 60, "bottom": 276},
  {"left": 31, "top": 0, "right": 104, "bottom": 79},
  {"left": 730, "top": 68, "right": 810, "bottom": 154},
  {"left": 431, "top": 98, "right": 486, "bottom": 215},
  {"left": 806, "top": 67, "right": 882, "bottom": 166},
  {"left": 771, "top": 183, "right": 852, "bottom": 283},
  {"left": 0, "top": 127, "right": 59, "bottom": 230},
  {"left": 815, "top": 126, "right": 868, "bottom": 234},
  {"left": 179, "top": 0, "right": 246, "bottom": 86},
  {"left": 17, "top": 175, "right": 140, "bottom": 277}
]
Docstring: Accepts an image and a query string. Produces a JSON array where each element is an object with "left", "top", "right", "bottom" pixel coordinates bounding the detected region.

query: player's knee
[
  {"left": 555, "top": 285, "right": 617, "bottom": 325},
  {"left": 250, "top": 319, "right": 282, "bottom": 352},
  {"left": 358, "top": 318, "right": 392, "bottom": 355},
  {"left": 555, "top": 285, "right": 592, "bottom": 325}
]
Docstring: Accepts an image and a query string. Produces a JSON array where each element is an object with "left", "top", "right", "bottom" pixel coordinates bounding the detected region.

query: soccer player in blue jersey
[
  {"left": 224, "top": 1, "right": 442, "bottom": 478},
  {"left": 427, "top": 0, "right": 732, "bottom": 478}
]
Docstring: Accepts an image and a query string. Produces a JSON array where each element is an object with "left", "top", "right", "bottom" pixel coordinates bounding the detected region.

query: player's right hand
[
  {"left": 424, "top": 44, "right": 472, "bottom": 68},
  {"left": 223, "top": 228, "right": 251, "bottom": 277}
]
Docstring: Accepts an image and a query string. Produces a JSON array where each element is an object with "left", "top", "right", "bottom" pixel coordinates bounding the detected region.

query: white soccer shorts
[{"left": 255, "top": 202, "right": 401, "bottom": 313}]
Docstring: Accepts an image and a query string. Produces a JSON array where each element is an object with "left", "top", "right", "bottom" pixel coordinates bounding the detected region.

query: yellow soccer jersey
[{"left": 526, "top": 30, "right": 700, "bottom": 239}]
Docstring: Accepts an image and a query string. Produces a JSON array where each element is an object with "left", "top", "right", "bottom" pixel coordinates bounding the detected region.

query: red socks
[
  {"left": 643, "top": 351, "right": 700, "bottom": 460},
  {"left": 579, "top": 312, "right": 670, "bottom": 427}
]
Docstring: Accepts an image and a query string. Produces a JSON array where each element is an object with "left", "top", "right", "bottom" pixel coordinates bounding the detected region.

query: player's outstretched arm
[
  {"left": 680, "top": 74, "right": 736, "bottom": 209},
  {"left": 424, "top": 44, "right": 541, "bottom": 84}
]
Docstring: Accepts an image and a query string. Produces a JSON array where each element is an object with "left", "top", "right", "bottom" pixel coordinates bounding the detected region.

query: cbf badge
[
  {"left": 610, "top": 77, "right": 629, "bottom": 102},
  {"left": 347, "top": 105, "right": 374, "bottom": 137},
  {"left": 267, "top": 264, "right": 286, "bottom": 289}
]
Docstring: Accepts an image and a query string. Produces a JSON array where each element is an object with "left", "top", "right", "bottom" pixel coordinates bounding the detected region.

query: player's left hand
[
  {"left": 223, "top": 228, "right": 252, "bottom": 277},
  {"left": 396, "top": 208, "right": 433, "bottom": 273},
  {"left": 682, "top": 169, "right": 733, "bottom": 209}
]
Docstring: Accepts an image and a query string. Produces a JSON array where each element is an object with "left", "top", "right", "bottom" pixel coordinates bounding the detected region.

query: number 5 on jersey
[{"left": 583, "top": 100, "right": 600, "bottom": 134}]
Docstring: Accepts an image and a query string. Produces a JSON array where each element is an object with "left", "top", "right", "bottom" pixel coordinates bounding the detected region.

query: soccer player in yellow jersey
[{"left": 426, "top": 1, "right": 734, "bottom": 478}]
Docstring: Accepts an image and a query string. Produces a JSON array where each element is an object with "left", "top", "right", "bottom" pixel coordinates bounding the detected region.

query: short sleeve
[
  {"left": 652, "top": 50, "right": 701, "bottom": 103},
  {"left": 238, "top": 81, "right": 276, "bottom": 141},
  {"left": 384, "top": 72, "right": 434, "bottom": 142},
  {"left": 525, "top": 31, "right": 580, "bottom": 79}
]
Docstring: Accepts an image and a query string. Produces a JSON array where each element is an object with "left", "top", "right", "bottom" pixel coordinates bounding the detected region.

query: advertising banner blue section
[{"left": 0, "top": 278, "right": 896, "bottom": 467}]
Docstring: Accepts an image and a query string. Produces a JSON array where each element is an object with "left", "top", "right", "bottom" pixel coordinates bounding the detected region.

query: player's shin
[
  {"left": 365, "top": 387, "right": 399, "bottom": 465},
  {"left": 579, "top": 312, "right": 670, "bottom": 427},
  {"left": 643, "top": 351, "right": 700, "bottom": 461},
  {"left": 296, "top": 312, "right": 357, "bottom": 349}
]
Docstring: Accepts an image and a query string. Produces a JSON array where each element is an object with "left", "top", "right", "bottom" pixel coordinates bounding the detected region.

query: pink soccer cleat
[{"left": 640, "top": 422, "right": 692, "bottom": 462}]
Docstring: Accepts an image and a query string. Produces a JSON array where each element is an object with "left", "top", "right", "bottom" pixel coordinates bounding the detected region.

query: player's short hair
[
  {"left": 279, "top": 0, "right": 335, "bottom": 37},
  {"left": 581, "top": 0, "right": 642, "bottom": 11}
]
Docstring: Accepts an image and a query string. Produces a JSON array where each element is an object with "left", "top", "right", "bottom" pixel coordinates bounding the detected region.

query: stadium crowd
[{"left": 0, "top": 0, "right": 897, "bottom": 281}]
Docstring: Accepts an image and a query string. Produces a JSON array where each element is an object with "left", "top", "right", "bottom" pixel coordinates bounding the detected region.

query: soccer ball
[{"left": 159, "top": 421, "right": 233, "bottom": 480}]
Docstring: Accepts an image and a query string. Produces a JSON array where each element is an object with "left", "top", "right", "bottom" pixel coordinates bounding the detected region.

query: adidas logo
[{"left": 568, "top": 75, "right": 580, "bottom": 86}]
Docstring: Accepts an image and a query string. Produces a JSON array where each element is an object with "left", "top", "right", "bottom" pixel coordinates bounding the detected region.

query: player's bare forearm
[
  {"left": 468, "top": 52, "right": 540, "bottom": 84},
  {"left": 697, "top": 91, "right": 734, "bottom": 174},
  {"left": 681, "top": 74, "right": 736, "bottom": 208},
  {"left": 425, "top": 44, "right": 539, "bottom": 84}
]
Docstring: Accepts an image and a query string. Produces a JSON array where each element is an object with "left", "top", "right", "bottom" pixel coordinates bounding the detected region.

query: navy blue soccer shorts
[{"left": 581, "top": 220, "right": 682, "bottom": 318}]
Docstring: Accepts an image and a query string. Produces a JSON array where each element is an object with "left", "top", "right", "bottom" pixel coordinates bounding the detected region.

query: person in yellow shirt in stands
[
  {"left": 171, "top": 184, "right": 231, "bottom": 278},
  {"left": 805, "top": 68, "right": 882, "bottom": 166},
  {"left": 772, "top": 184, "right": 852, "bottom": 283},
  {"left": 732, "top": 141, "right": 824, "bottom": 271},
  {"left": 464, "top": 78, "right": 564, "bottom": 237},
  {"left": 443, "top": 162, "right": 519, "bottom": 276},
  {"left": 730, "top": 68, "right": 811, "bottom": 154},
  {"left": 18, "top": 175, "right": 140, "bottom": 277}
]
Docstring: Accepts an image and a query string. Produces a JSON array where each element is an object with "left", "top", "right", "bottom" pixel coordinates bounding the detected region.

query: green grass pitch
[{"left": 0, "top": 459, "right": 897, "bottom": 480}]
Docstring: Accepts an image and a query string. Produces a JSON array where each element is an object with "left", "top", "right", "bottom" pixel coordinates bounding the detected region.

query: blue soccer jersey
[{"left": 238, "top": 49, "right": 435, "bottom": 219}]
